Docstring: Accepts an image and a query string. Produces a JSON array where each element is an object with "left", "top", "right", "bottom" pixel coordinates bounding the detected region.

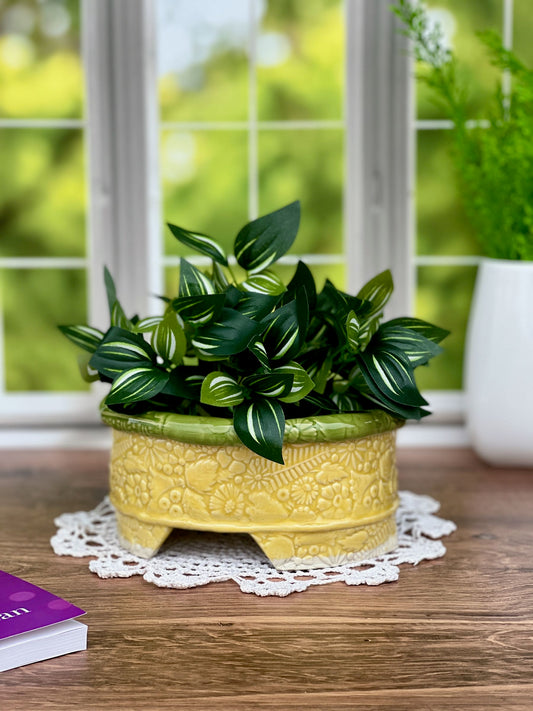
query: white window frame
[{"left": 0, "top": 0, "right": 465, "bottom": 447}]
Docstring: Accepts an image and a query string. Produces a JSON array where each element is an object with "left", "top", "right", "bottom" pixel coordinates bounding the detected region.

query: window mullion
[
  {"left": 85, "top": 0, "right": 162, "bottom": 326},
  {"left": 345, "top": 0, "right": 412, "bottom": 317}
]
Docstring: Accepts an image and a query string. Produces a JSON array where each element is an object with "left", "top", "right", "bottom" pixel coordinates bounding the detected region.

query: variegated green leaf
[
  {"left": 234, "top": 201, "right": 300, "bottom": 274},
  {"left": 234, "top": 292, "right": 280, "bottom": 320},
  {"left": 111, "top": 300, "right": 131, "bottom": 330},
  {"left": 179, "top": 258, "right": 215, "bottom": 297},
  {"left": 58, "top": 324, "right": 104, "bottom": 353},
  {"left": 106, "top": 366, "right": 169, "bottom": 405},
  {"left": 284, "top": 260, "right": 317, "bottom": 309},
  {"left": 249, "top": 340, "right": 270, "bottom": 369},
  {"left": 356, "top": 269, "right": 393, "bottom": 316},
  {"left": 357, "top": 345, "right": 427, "bottom": 407},
  {"left": 274, "top": 361, "right": 315, "bottom": 403},
  {"left": 77, "top": 352, "right": 100, "bottom": 382},
  {"left": 261, "top": 289, "right": 308, "bottom": 362},
  {"left": 241, "top": 270, "right": 286, "bottom": 295},
  {"left": 346, "top": 310, "right": 362, "bottom": 352},
  {"left": 233, "top": 398, "right": 285, "bottom": 464},
  {"left": 172, "top": 293, "right": 225, "bottom": 325},
  {"left": 161, "top": 369, "right": 201, "bottom": 399},
  {"left": 211, "top": 260, "right": 230, "bottom": 291},
  {"left": 89, "top": 327, "right": 155, "bottom": 378},
  {"left": 134, "top": 316, "right": 164, "bottom": 333},
  {"left": 331, "top": 390, "right": 363, "bottom": 413},
  {"left": 201, "top": 371, "right": 244, "bottom": 407},
  {"left": 375, "top": 323, "right": 443, "bottom": 367},
  {"left": 384, "top": 317, "right": 449, "bottom": 344},
  {"left": 168, "top": 223, "right": 228, "bottom": 266},
  {"left": 243, "top": 372, "right": 293, "bottom": 399},
  {"left": 346, "top": 310, "right": 379, "bottom": 353},
  {"left": 104, "top": 266, "right": 117, "bottom": 316},
  {"left": 152, "top": 310, "right": 187, "bottom": 365},
  {"left": 192, "top": 309, "right": 262, "bottom": 357}
]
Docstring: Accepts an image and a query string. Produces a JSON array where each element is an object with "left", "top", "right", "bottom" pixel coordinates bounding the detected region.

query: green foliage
[
  {"left": 395, "top": 0, "right": 533, "bottom": 260},
  {"left": 59, "top": 202, "right": 448, "bottom": 463}
]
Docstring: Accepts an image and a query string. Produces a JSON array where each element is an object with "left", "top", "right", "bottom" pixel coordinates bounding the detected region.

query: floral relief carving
[{"left": 108, "top": 427, "right": 399, "bottom": 567}]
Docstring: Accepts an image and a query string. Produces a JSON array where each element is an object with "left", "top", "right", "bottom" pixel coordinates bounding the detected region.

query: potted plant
[
  {"left": 395, "top": 0, "right": 533, "bottom": 466},
  {"left": 60, "top": 201, "right": 447, "bottom": 570}
]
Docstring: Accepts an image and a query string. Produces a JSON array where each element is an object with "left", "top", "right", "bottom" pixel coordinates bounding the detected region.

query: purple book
[{"left": 0, "top": 571, "right": 87, "bottom": 672}]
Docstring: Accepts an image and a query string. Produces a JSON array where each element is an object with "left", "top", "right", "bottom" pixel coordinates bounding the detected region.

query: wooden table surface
[{"left": 0, "top": 447, "right": 532, "bottom": 710}]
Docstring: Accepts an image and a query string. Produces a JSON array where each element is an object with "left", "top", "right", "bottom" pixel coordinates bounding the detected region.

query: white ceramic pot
[{"left": 465, "top": 258, "right": 533, "bottom": 466}]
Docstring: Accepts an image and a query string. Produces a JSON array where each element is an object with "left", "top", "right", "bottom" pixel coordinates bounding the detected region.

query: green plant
[
  {"left": 394, "top": 0, "right": 533, "bottom": 260},
  {"left": 60, "top": 201, "right": 447, "bottom": 463}
]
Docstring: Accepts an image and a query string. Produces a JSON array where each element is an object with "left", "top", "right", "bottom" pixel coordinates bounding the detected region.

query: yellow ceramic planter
[{"left": 102, "top": 407, "right": 402, "bottom": 571}]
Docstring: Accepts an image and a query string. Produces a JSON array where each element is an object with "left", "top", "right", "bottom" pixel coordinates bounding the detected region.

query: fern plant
[
  {"left": 60, "top": 201, "right": 447, "bottom": 463},
  {"left": 394, "top": 0, "right": 533, "bottom": 260}
]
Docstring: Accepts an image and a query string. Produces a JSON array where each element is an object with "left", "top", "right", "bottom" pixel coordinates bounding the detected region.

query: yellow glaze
[{"left": 109, "top": 424, "right": 400, "bottom": 571}]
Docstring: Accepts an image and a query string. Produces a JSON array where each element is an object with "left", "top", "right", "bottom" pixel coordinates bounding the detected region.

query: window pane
[
  {"left": 258, "top": 129, "right": 343, "bottom": 255},
  {"left": 0, "top": 0, "right": 83, "bottom": 119},
  {"left": 161, "top": 130, "right": 248, "bottom": 256},
  {"left": 2, "top": 268, "right": 88, "bottom": 391},
  {"left": 415, "top": 265, "right": 477, "bottom": 391},
  {"left": 257, "top": 0, "right": 344, "bottom": 121},
  {"left": 416, "top": 129, "right": 479, "bottom": 256},
  {"left": 416, "top": 0, "right": 502, "bottom": 120},
  {"left": 157, "top": 0, "right": 249, "bottom": 123},
  {"left": 0, "top": 128, "right": 86, "bottom": 257},
  {"left": 513, "top": 0, "right": 533, "bottom": 67}
]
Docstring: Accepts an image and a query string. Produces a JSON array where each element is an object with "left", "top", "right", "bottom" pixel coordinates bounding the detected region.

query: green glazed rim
[{"left": 100, "top": 406, "right": 403, "bottom": 447}]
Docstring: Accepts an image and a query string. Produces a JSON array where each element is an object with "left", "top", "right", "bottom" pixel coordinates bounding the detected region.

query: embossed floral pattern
[{"left": 108, "top": 427, "right": 400, "bottom": 567}]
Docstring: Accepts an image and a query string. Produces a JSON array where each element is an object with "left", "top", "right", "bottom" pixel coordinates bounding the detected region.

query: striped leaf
[
  {"left": 331, "top": 389, "right": 363, "bottom": 413},
  {"left": 106, "top": 366, "right": 169, "bottom": 406},
  {"left": 234, "top": 201, "right": 300, "bottom": 274},
  {"left": 172, "top": 293, "right": 225, "bottom": 325},
  {"left": 111, "top": 300, "right": 131, "bottom": 330},
  {"left": 211, "top": 260, "right": 230, "bottom": 291},
  {"left": 375, "top": 323, "right": 443, "bottom": 367},
  {"left": 357, "top": 345, "right": 428, "bottom": 408},
  {"left": 58, "top": 325, "right": 104, "bottom": 353},
  {"left": 360, "top": 387, "right": 430, "bottom": 421},
  {"left": 201, "top": 371, "right": 244, "bottom": 407},
  {"left": 261, "top": 289, "right": 308, "bottom": 362},
  {"left": 345, "top": 310, "right": 379, "bottom": 353},
  {"left": 192, "top": 309, "right": 262, "bottom": 357},
  {"left": 233, "top": 398, "right": 285, "bottom": 464},
  {"left": 134, "top": 316, "right": 164, "bottom": 333},
  {"left": 356, "top": 269, "right": 393, "bottom": 317},
  {"left": 179, "top": 258, "right": 215, "bottom": 297},
  {"left": 89, "top": 327, "right": 155, "bottom": 378},
  {"left": 346, "top": 310, "right": 362, "bottom": 352},
  {"left": 274, "top": 361, "right": 315, "bottom": 403},
  {"left": 249, "top": 340, "right": 270, "bottom": 369},
  {"left": 77, "top": 352, "right": 100, "bottom": 383},
  {"left": 241, "top": 270, "right": 286, "bottom": 295},
  {"left": 161, "top": 369, "right": 201, "bottom": 400},
  {"left": 243, "top": 372, "right": 293, "bottom": 399},
  {"left": 234, "top": 292, "right": 280, "bottom": 320},
  {"left": 167, "top": 223, "right": 228, "bottom": 266},
  {"left": 152, "top": 310, "right": 187, "bottom": 365},
  {"left": 384, "top": 317, "right": 449, "bottom": 345}
]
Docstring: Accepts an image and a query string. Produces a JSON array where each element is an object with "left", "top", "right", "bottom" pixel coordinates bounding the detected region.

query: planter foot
[
  {"left": 252, "top": 515, "right": 398, "bottom": 571},
  {"left": 115, "top": 510, "right": 172, "bottom": 559}
]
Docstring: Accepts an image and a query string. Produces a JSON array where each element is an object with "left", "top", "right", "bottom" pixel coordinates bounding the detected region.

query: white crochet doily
[{"left": 51, "top": 491, "right": 456, "bottom": 597}]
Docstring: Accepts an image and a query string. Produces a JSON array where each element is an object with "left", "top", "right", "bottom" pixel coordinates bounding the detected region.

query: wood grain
[{"left": 0, "top": 447, "right": 532, "bottom": 709}]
